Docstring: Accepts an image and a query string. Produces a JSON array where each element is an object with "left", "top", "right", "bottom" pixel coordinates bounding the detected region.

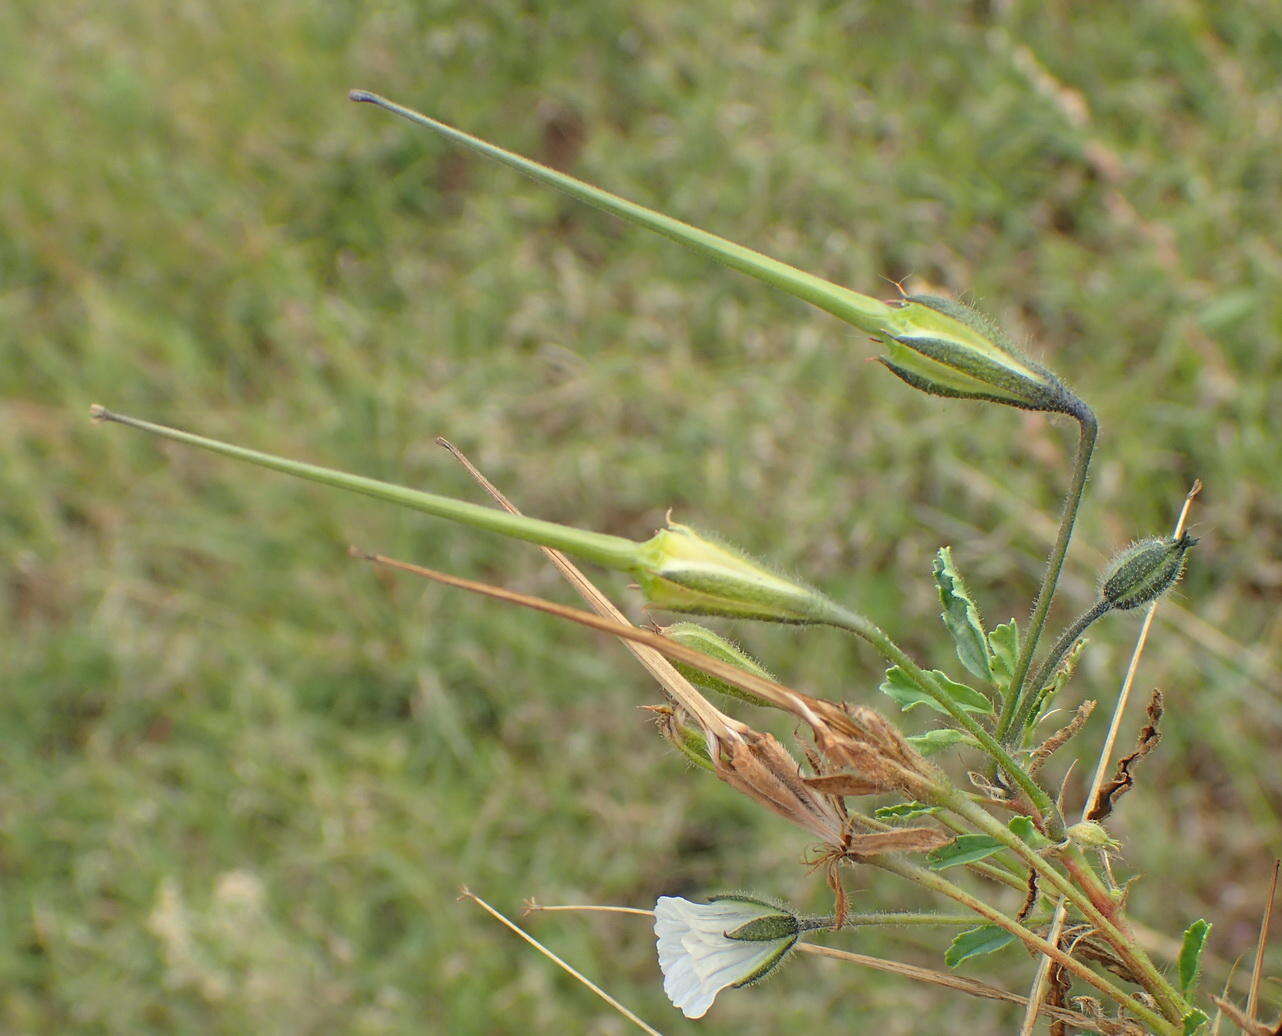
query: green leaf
[
  {"left": 927, "top": 835, "right": 1006, "bottom": 870},
  {"left": 880, "top": 666, "right": 994, "bottom": 716},
  {"left": 908, "top": 729, "right": 978, "bottom": 756},
  {"left": 1008, "top": 815, "right": 1052, "bottom": 849},
  {"left": 873, "top": 802, "right": 940, "bottom": 821},
  {"left": 933, "top": 547, "right": 992, "bottom": 681},
  {"left": 1181, "top": 1008, "right": 1209, "bottom": 1034},
  {"left": 987, "top": 620, "right": 1020, "bottom": 692},
  {"left": 944, "top": 925, "right": 1016, "bottom": 968},
  {"left": 1178, "top": 919, "right": 1211, "bottom": 993}
]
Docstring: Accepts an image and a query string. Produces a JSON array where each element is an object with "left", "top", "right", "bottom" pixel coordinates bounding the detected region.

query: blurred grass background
[{"left": 3, "top": 0, "right": 1281, "bottom": 1031}]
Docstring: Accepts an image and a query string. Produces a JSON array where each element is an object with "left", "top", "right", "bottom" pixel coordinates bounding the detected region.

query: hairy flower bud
[
  {"left": 651, "top": 705, "right": 716, "bottom": 771},
  {"left": 637, "top": 521, "right": 845, "bottom": 624},
  {"left": 1066, "top": 820, "right": 1119, "bottom": 850},
  {"left": 1101, "top": 534, "right": 1197, "bottom": 611},
  {"left": 661, "top": 622, "right": 778, "bottom": 708},
  {"left": 879, "top": 294, "right": 1087, "bottom": 418}
]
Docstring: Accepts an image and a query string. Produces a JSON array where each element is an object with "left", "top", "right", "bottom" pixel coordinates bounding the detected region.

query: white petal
[{"left": 653, "top": 896, "right": 793, "bottom": 1019}]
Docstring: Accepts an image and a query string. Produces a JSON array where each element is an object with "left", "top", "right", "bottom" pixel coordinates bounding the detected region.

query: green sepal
[
  {"left": 638, "top": 521, "right": 845, "bottom": 624},
  {"left": 730, "top": 936, "right": 799, "bottom": 988},
  {"left": 933, "top": 547, "right": 992, "bottom": 681},
  {"left": 927, "top": 834, "right": 1006, "bottom": 870},
  {"left": 725, "top": 914, "right": 802, "bottom": 943},
  {"left": 944, "top": 925, "right": 1016, "bottom": 968},
  {"left": 1102, "top": 534, "right": 1198, "bottom": 611},
  {"left": 880, "top": 666, "right": 993, "bottom": 716},
  {"left": 664, "top": 715, "right": 716, "bottom": 772}
]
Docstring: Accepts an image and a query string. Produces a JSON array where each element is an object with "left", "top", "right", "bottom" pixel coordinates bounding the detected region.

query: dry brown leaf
[
  {"left": 846, "top": 826, "right": 952, "bottom": 858},
  {"left": 1029, "top": 700, "right": 1097, "bottom": 776},
  {"left": 803, "top": 773, "right": 894, "bottom": 797},
  {"left": 1087, "top": 690, "right": 1163, "bottom": 821}
]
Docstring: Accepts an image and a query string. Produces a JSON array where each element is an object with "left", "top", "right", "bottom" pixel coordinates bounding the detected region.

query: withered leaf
[
  {"left": 847, "top": 826, "right": 951, "bottom": 858},
  {"left": 1087, "top": 690, "right": 1163, "bottom": 821},
  {"left": 1017, "top": 871, "right": 1039, "bottom": 924},
  {"left": 803, "top": 773, "right": 893, "bottom": 797},
  {"left": 1029, "top": 699, "right": 1097, "bottom": 776}
]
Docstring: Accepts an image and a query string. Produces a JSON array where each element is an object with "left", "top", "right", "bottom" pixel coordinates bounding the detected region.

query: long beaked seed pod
[
  {"left": 350, "top": 92, "right": 1089, "bottom": 421},
  {"left": 91, "top": 408, "right": 859, "bottom": 628}
]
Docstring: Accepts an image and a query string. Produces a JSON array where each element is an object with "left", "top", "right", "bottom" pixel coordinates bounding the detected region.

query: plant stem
[
  {"left": 997, "top": 412, "right": 1098, "bottom": 743},
  {"left": 941, "top": 792, "right": 1190, "bottom": 1022},
  {"left": 1010, "top": 599, "right": 1112, "bottom": 736},
  {"left": 868, "top": 857, "right": 1179, "bottom": 1034}
]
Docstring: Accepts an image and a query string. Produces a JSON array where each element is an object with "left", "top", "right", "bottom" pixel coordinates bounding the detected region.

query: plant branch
[
  {"left": 868, "top": 856, "right": 1179, "bottom": 1034},
  {"left": 998, "top": 412, "right": 1098, "bottom": 743},
  {"left": 1011, "top": 598, "right": 1112, "bottom": 736},
  {"left": 942, "top": 792, "right": 1190, "bottom": 1022}
]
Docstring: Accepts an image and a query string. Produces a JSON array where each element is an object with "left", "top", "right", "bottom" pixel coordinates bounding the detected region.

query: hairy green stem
[
  {"left": 868, "top": 856, "right": 1179, "bottom": 1034},
  {"left": 1011, "top": 599, "right": 1112, "bottom": 735},
  {"left": 998, "top": 412, "right": 1098, "bottom": 743},
  {"left": 803, "top": 912, "right": 998, "bottom": 932}
]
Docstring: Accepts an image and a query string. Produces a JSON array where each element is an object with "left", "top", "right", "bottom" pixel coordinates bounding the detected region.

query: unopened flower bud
[
  {"left": 651, "top": 705, "right": 715, "bottom": 771},
  {"left": 1101, "top": 534, "right": 1197, "bottom": 611},
  {"left": 1066, "top": 820, "right": 1119, "bottom": 850},
  {"left": 879, "top": 294, "right": 1087, "bottom": 418},
  {"left": 661, "top": 623, "right": 778, "bottom": 708},
  {"left": 637, "top": 521, "right": 845, "bottom": 625}
]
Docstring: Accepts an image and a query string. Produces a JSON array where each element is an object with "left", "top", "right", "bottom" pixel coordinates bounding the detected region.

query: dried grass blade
[{"left": 1247, "top": 859, "right": 1280, "bottom": 1022}]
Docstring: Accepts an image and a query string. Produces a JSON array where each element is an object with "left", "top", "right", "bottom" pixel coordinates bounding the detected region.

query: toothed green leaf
[
  {"left": 987, "top": 619, "right": 1021, "bottom": 693},
  {"left": 1178, "top": 919, "right": 1211, "bottom": 993},
  {"left": 1030, "top": 636, "right": 1087, "bottom": 727},
  {"left": 1182, "top": 1008, "right": 1209, "bottom": 1034},
  {"left": 1008, "top": 815, "right": 1052, "bottom": 849},
  {"left": 880, "top": 666, "right": 994, "bottom": 716},
  {"left": 933, "top": 547, "right": 992, "bottom": 681}
]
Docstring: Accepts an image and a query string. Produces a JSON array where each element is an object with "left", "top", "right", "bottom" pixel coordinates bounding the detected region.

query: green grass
[{"left": 3, "top": 1, "right": 1280, "bottom": 1030}]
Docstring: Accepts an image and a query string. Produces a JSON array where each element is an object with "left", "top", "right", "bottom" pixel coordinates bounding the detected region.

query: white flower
[{"left": 654, "top": 895, "right": 799, "bottom": 1019}]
